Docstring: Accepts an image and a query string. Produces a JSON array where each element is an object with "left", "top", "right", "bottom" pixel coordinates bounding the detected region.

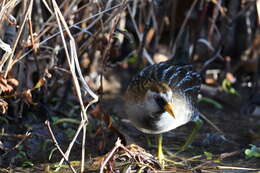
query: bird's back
[{"left": 126, "top": 61, "right": 201, "bottom": 102}]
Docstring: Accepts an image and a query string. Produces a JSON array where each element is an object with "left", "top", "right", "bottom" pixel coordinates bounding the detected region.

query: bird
[{"left": 124, "top": 60, "right": 201, "bottom": 167}]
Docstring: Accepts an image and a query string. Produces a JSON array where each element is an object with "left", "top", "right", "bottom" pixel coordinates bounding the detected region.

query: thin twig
[
  {"left": 52, "top": 1, "right": 86, "bottom": 172},
  {"left": 100, "top": 138, "right": 122, "bottom": 173},
  {"left": 171, "top": 0, "right": 198, "bottom": 56},
  {"left": 0, "top": 133, "right": 31, "bottom": 139},
  {"left": 214, "top": 166, "right": 260, "bottom": 171},
  {"left": 45, "top": 120, "right": 77, "bottom": 173},
  {"left": 1, "top": 131, "right": 31, "bottom": 157},
  {"left": 199, "top": 112, "right": 224, "bottom": 135},
  {"left": 15, "top": 2, "right": 124, "bottom": 65},
  {"left": 4, "top": 0, "right": 33, "bottom": 78},
  {"left": 137, "top": 3, "right": 152, "bottom": 62},
  {"left": 127, "top": 4, "right": 154, "bottom": 64},
  {"left": 51, "top": 0, "right": 102, "bottom": 171},
  {"left": 199, "top": 48, "right": 222, "bottom": 75}
]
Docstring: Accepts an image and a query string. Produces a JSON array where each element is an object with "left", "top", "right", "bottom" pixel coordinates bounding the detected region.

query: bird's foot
[
  {"left": 157, "top": 152, "right": 184, "bottom": 169},
  {"left": 157, "top": 147, "right": 165, "bottom": 168},
  {"left": 157, "top": 134, "right": 184, "bottom": 169}
]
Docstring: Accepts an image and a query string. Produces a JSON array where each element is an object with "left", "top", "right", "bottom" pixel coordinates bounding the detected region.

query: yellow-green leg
[
  {"left": 157, "top": 134, "right": 165, "bottom": 168},
  {"left": 181, "top": 119, "right": 203, "bottom": 151},
  {"left": 145, "top": 136, "right": 153, "bottom": 148},
  {"left": 157, "top": 133, "right": 194, "bottom": 168}
]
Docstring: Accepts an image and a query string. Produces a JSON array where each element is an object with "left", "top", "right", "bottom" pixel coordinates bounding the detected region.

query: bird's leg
[
  {"left": 157, "top": 134, "right": 165, "bottom": 168},
  {"left": 181, "top": 119, "right": 203, "bottom": 151},
  {"left": 145, "top": 136, "right": 153, "bottom": 148},
  {"left": 156, "top": 135, "right": 188, "bottom": 168}
]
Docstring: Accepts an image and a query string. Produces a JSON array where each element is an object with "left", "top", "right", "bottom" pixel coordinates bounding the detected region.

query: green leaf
[
  {"left": 49, "top": 147, "right": 58, "bottom": 161},
  {"left": 199, "top": 97, "right": 223, "bottom": 109},
  {"left": 204, "top": 151, "right": 213, "bottom": 160},
  {"left": 245, "top": 145, "right": 260, "bottom": 158},
  {"left": 0, "top": 117, "right": 8, "bottom": 124},
  {"left": 53, "top": 118, "right": 80, "bottom": 125},
  {"left": 22, "top": 161, "right": 34, "bottom": 167},
  {"left": 127, "top": 55, "right": 138, "bottom": 63},
  {"left": 52, "top": 164, "right": 68, "bottom": 169},
  {"left": 65, "top": 128, "right": 76, "bottom": 139},
  {"left": 221, "top": 79, "right": 239, "bottom": 96},
  {"left": 33, "top": 78, "right": 46, "bottom": 90},
  {"left": 51, "top": 116, "right": 59, "bottom": 122}
]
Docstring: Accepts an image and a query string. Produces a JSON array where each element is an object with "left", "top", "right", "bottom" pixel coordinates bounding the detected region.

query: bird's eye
[{"left": 154, "top": 96, "right": 167, "bottom": 109}]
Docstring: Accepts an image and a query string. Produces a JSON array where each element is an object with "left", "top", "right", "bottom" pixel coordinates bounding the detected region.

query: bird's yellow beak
[{"left": 164, "top": 103, "right": 175, "bottom": 118}]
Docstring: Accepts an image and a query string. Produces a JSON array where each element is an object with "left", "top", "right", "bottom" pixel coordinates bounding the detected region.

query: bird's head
[{"left": 144, "top": 83, "right": 175, "bottom": 118}]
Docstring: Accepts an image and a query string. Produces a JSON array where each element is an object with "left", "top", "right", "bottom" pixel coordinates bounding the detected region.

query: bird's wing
[{"left": 132, "top": 61, "right": 201, "bottom": 101}]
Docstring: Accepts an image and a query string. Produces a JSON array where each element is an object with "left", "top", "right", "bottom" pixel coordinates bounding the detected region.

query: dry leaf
[
  {"left": 7, "top": 78, "right": 19, "bottom": 87},
  {"left": 0, "top": 99, "right": 8, "bottom": 114},
  {"left": 22, "top": 90, "right": 37, "bottom": 105},
  {"left": 0, "top": 75, "right": 18, "bottom": 93}
]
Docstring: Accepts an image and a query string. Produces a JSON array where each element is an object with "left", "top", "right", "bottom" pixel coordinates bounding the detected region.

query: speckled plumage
[{"left": 125, "top": 60, "right": 201, "bottom": 134}]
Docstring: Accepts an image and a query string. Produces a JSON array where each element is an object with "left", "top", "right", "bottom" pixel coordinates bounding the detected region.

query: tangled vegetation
[{"left": 0, "top": 0, "right": 259, "bottom": 172}]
